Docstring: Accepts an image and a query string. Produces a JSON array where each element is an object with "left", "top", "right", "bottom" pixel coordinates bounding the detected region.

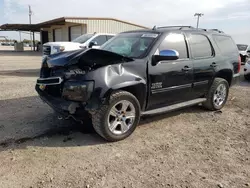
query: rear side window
[
  {"left": 158, "top": 33, "right": 188, "bottom": 59},
  {"left": 92, "top": 35, "right": 107, "bottom": 45},
  {"left": 213, "top": 35, "right": 238, "bottom": 56},
  {"left": 190, "top": 34, "right": 213, "bottom": 59}
]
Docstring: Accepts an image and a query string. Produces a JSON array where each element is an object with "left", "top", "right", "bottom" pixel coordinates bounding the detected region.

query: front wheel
[
  {"left": 203, "top": 78, "right": 229, "bottom": 111},
  {"left": 91, "top": 90, "right": 141, "bottom": 142}
]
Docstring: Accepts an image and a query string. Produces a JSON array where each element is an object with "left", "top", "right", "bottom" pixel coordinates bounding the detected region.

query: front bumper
[
  {"left": 35, "top": 77, "right": 94, "bottom": 121},
  {"left": 231, "top": 73, "right": 240, "bottom": 86},
  {"left": 35, "top": 85, "right": 82, "bottom": 118}
]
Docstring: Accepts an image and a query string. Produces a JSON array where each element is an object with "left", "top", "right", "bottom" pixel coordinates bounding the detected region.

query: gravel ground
[{"left": 0, "top": 49, "right": 249, "bottom": 188}]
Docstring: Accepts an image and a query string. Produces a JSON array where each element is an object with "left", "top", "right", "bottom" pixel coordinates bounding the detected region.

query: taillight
[{"left": 238, "top": 56, "right": 241, "bottom": 73}]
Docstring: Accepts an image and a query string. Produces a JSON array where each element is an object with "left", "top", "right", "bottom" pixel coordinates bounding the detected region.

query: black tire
[
  {"left": 203, "top": 78, "right": 229, "bottom": 111},
  {"left": 245, "top": 74, "right": 250, "bottom": 81},
  {"left": 90, "top": 90, "right": 141, "bottom": 142}
]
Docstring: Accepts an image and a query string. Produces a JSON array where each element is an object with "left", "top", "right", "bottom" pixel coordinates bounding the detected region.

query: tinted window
[
  {"left": 92, "top": 35, "right": 107, "bottom": 45},
  {"left": 190, "top": 34, "right": 213, "bottom": 58},
  {"left": 213, "top": 35, "right": 238, "bottom": 56},
  {"left": 72, "top": 34, "right": 94, "bottom": 43},
  {"left": 159, "top": 33, "right": 188, "bottom": 59},
  {"left": 107, "top": 35, "right": 114, "bottom": 41},
  {"left": 101, "top": 33, "right": 158, "bottom": 58}
]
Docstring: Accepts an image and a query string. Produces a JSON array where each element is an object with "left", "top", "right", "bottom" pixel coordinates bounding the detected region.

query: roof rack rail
[
  {"left": 152, "top": 26, "right": 195, "bottom": 30},
  {"left": 207, "top": 29, "right": 224, "bottom": 33},
  {"left": 197, "top": 28, "right": 207, "bottom": 31}
]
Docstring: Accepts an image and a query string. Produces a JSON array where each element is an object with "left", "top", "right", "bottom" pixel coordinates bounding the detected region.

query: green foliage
[{"left": 22, "top": 39, "right": 39, "bottom": 44}]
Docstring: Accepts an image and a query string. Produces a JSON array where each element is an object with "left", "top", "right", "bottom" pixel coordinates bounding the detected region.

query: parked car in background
[
  {"left": 36, "top": 26, "right": 240, "bottom": 141},
  {"left": 43, "top": 33, "right": 115, "bottom": 56},
  {"left": 23, "top": 43, "right": 30, "bottom": 47},
  {"left": 1, "top": 42, "right": 11, "bottom": 46},
  {"left": 237, "top": 44, "right": 250, "bottom": 64},
  {"left": 244, "top": 59, "right": 250, "bottom": 81}
]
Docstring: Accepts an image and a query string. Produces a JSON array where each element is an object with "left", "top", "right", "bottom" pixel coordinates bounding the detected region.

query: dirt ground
[{"left": 0, "top": 49, "right": 249, "bottom": 188}]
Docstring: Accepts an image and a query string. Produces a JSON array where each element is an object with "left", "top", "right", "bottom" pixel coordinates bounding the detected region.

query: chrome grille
[{"left": 43, "top": 46, "right": 51, "bottom": 55}]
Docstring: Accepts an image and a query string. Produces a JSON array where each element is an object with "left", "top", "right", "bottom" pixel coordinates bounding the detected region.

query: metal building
[
  {"left": 0, "top": 17, "right": 148, "bottom": 45},
  {"left": 39, "top": 17, "right": 148, "bottom": 44}
]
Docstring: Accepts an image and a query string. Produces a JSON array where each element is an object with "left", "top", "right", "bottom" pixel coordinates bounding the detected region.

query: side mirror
[
  {"left": 152, "top": 49, "right": 179, "bottom": 66},
  {"left": 247, "top": 50, "right": 250, "bottom": 53},
  {"left": 88, "top": 41, "right": 98, "bottom": 48}
]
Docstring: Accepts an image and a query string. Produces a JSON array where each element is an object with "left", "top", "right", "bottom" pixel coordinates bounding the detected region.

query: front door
[{"left": 147, "top": 32, "right": 194, "bottom": 110}]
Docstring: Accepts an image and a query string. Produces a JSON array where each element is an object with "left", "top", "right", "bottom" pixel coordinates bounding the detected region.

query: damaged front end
[{"left": 35, "top": 48, "right": 136, "bottom": 121}]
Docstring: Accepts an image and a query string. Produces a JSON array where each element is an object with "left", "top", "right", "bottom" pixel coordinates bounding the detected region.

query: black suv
[{"left": 36, "top": 26, "right": 241, "bottom": 141}]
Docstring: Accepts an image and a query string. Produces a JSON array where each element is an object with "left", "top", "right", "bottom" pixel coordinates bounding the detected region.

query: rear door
[
  {"left": 188, "top": 33, "right": 216, "bottom": 98},
  {"left": 147, "top": 32, "right": 194, "bottom": 109}
]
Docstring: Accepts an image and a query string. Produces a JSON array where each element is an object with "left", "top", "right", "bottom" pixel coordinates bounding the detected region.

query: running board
[{"left": 142, "top": 98, "right": 207, "bottom": 116}]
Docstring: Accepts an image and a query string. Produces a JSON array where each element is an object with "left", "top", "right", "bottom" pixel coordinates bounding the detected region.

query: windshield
[
  {"left": 100, "top": 32, "right": 159, "bottom": 58},
  {"left": 72, "top": 34, "right": 94, "bottom": 44},
  {"left": 237, "top": 44, "right": 248, "bottom": 51}
]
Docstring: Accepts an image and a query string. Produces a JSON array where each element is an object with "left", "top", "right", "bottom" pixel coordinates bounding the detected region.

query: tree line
[{"left": 0, "top": 39, "right": 40, "bottom": 44}]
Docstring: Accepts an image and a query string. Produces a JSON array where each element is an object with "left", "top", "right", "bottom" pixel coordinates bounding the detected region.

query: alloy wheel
[{"left": 107, "top": 100, "right": 136, "bottom": 135}]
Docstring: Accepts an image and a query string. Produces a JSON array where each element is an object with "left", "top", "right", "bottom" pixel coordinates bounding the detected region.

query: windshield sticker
[{"left": 141, "top": 34, "right": 158, "bottom": 38}]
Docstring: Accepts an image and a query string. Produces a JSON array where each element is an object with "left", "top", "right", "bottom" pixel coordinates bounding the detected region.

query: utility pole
[
  {"left": 28, "top": 5, "right": 33, "bottom": 50},
  {"left": 194, "top": 13, "right": 204, "bottom": 29},
  {"left": 19, "top": 31, "right": 21, "bottom": 42}
]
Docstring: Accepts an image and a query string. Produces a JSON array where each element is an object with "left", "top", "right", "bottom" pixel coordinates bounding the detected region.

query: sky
[{"left": 0, "top": 0, "right": 250, "bottom": 44}]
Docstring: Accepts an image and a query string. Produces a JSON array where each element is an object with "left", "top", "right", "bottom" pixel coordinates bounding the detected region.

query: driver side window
[{"left": 158, "top": 33, "right": 188, "bottom": 59}]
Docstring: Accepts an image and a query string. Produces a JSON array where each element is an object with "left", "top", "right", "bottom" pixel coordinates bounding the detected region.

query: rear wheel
[
  {"left": 203, "top": 78, "right": 229, "bottom": 111},
  {"left": 91, "top": 90, "right": 141, "bottom": 142}
]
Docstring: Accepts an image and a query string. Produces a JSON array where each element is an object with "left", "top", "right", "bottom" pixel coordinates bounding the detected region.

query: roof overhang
[
  {"left": 0, "top": 18, "right": 71, "bottom": 32},
  {"left": 0, "top": 24, "right": 41, "bottom": 32},
  {"left": 0, "top": 17, "right": 149, "bottom": 32},
  {"left": 38, "top": 17, "right": 67, "bottom": 28}
]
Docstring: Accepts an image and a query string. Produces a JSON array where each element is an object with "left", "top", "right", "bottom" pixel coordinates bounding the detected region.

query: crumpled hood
[{"left": 46, "top": 48, "right": 134, "bottom": 69}]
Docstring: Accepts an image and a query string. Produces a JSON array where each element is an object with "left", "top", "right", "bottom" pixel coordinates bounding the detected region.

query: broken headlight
[{"left": 62, "top": 80, "right": 94, "bottom": 102}]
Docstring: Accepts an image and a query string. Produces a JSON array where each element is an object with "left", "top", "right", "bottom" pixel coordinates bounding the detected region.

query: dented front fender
[
  {"left": 83, "top": 60, "right": 148, "bottom": 110},
  {"left": 42, "top": 48, "right": 148, "bottom": 111}
]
